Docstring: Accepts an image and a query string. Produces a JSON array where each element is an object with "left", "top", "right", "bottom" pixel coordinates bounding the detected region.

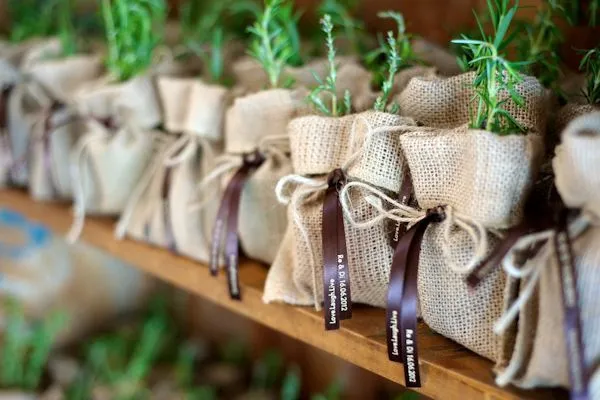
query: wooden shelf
[{"left": 1, "top": 189, "right": 567, "bottom": 400}]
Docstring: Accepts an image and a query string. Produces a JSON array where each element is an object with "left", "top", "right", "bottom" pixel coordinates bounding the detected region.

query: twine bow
[{"left": 339, "top": 180, "right": 491, "bottom": 274}]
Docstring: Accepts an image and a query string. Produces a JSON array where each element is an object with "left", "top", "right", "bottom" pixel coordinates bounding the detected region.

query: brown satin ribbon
[
  {"left": 389, "top": 167, "right": 415, "bottom": 248},
  {"left": 160, "top": 167, "right": 177, "bottom": 253},
  {"left": 554, "top": 208, "right": 589, "bottom": 400},
  {"left": 210, "top": 150, "right": 264, "bottom": 300},
  {"left": 322, "top": 168, "right": 352, "bottom": 331},
  {"left": 1, "top": 85, "right": 14, "bottom": 183},
  {"left": 41, "top": 102, "right": 66, "bottom": 199},
  {"left": 386, "top": 206, "right": 445, "bottom": 388}
]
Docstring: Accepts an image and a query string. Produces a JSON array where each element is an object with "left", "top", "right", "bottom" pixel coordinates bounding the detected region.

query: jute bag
[
  {"left": 555, "top": 103, "right": 598, "bottom": 137},
  {"left": 24, "top": 55, "right": 104, "bottom": 201},
  {"left": 0, "top": 208, "right": 156, "bottom": 346},
  {"left": 115, "top": 77, "right": 227, "bottom": 263},
  {"left": 494, "top": 112, "right": 600, "bottom": 399},
  {"left": 67, "top": 118, "right": 157, "bottom": 242},
  {"left": 67, "top": 71, "right": 165, "bottom": 241},
  {"left": 263, "top": 111, "right": 415, "bottom": 312},
  {"left": 397, "top": 72, "right": 549, "bottom": 134}
]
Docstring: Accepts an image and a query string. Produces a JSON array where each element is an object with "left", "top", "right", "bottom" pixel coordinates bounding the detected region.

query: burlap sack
[
  {"left": 73, "top": 73, "right": 161, "bottom": 130},
  {"left": 395, "top": 128, "right": 544, "bottom": 361},
  {"left": 495, "top": 112, "right": 600, "bottom": 394},
  {"left": 392, "top": 65, "right": 437, "bottom": 98},
  {"left": 397, "top": 72, "right": 548, "bottom": 135},
  {"left": 67, "top": 118, "right": 157, "bottom": 242},
  {"left": 218, "top": 88, "right": 307, "bottom": 264},
  {"left": 412, "top": 38, "right": 462, "bottom": 77},
  {"left": 115, "top": 78, "right": 226, "bottom": 262},
  {"left": 554, "top": 103, "right": 598, "bottom": 138},
  {"left": 264, "top": 111, "right": 415, "bottom": 307},
  {"left": 24, "top": 55, "right": 104, "bottom": 201},
  {"left": 0, "top": 208, "right": 155, "bottom": 346}
]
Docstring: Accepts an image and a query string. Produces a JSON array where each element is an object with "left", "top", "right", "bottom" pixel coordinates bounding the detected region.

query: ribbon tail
[
  {"left": 554, "top": 209, "right": 590, "bottom": 400},
  {"left": 223, "top": 165, "right": 253, "bottom": 300},
  {"left": 336, "top": 190, "right": 352, "bottom": 320},
  {"left": 322, "top": 186, "right": 341, "bottom": 330}
]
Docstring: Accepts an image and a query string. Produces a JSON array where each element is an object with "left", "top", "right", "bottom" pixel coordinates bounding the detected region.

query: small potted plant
[
  {"left": 114, "top": 0, "right": 234, "bottom": 264},
  {"left": 206, "top": 0, "right": 310, "bottom": 300},
  {"left": 4, "top": 0, "right": 103, "bottom": 198},
  {"left": 0, "top": 298, "right": 66, "bottom": 398},
  {"left": 67, "top": 0, "right": 168, "bottom": 242},
  {"left": 264, "top": 12, "right": 415, "bottom": 334},
  {"left": 335, "top": 0, "right": 547, "bottom": 386}
]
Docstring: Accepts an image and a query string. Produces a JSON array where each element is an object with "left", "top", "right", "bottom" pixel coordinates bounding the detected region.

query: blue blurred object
[{"left": 0, "top": 208, "right": 52, "bottom": 259}]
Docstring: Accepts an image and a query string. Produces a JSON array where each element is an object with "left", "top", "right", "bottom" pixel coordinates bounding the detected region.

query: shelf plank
[{"left": 0, "top": 189, "right": 567, "bottom": 400}]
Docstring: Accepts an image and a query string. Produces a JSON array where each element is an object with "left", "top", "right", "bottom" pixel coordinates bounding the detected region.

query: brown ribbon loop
[
  {"left": 554, "top": 208, "right": 589, "bottom": 400},
  {"left": 386, "top": 206, "right": 445, "bottom": 388},
  {"left": 210, "top": 151, "right": 264, "bottom": 300},
  {"left": 322, "top": 168, "right": 352, "bottom": 330},
  {"left": 389, "top": 167, "right": 415, "bottom": 248}
]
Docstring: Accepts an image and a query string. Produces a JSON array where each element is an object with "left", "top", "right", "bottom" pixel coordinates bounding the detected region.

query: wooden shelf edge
[{"left": 0, "top": 189, "right": 566, "bottom": 400}]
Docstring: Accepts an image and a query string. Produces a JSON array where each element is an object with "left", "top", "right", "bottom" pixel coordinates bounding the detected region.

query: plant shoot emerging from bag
[
  {"left": 8, "top": 0, "right": 77, "bottom": 56},
  {"left": 373, "top": 32, "right": 401, "bottom": 114},
  {"left": 307, "top": 14, "right": 352, "bottom": 117},
  {"left": 317, "top": 0, "right": 365, "bottom": 55},
  {"left": 102, "top": 0, "right": 167, "bottom": 82},
  {"left": 180, "top": 0, "right": 227, "bottom": 84},
  {"left": 248, "top": 0, "right": 302, "bottom": 89},
  {"left": 515, "top": 1, "right": 564, "bottom": 95},
  {"left": 452, "top": 0, "right": 529, "bottom": 135},
  {"left": 580, "top": 47, "right": 600, "bottom": 105},
  {"left": 366, "top": 11, "right": 419, "bottom": 90},
  {"left": 0, "top": 298, "right": 67, "bottom": 391}
]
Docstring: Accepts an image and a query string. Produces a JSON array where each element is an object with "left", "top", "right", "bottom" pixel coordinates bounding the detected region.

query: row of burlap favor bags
[
  {"left": 263, "top": 111, "right": 416, "bottom": 311},
  {"left": 114, "top": 77, "right": 227, "bottom": 263},
  {"left": 494, "top": 112, "right": 600, "bottom": 398},
  {"left": 339, "top": 71, "right": 547, "bottom": 361}
]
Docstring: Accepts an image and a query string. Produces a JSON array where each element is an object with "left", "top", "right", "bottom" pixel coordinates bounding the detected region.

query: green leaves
[
  {"left": 317, "top": 0, "right": 365, "bottom": 55},
  {"left": 365, "top": 11, "right": 419, "bottom": 92},
  {"left": 0, "top": 298, "right": 67, "bottom": 391},
  {"left": 102, "top": 0, "right": 167, "bottom": 82},
  {"left": 248, "top": 0, "right": 303, "bottom": 89},
  {"left": 452, "top": 0, "right": 528, "bottom": 135},
  {"left": 8, "top": 0, "right": 77, "bottom": 56},
  {"left": 579, "top": 47, "right": 600, "bottom": 105},
  {"left": 307, "top": 14, "right": 352, "bottom": 117}
]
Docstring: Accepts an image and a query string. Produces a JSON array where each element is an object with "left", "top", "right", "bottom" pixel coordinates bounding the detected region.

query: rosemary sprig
[
  {"left": 247, "top": 0, "right": 300, "bottom": 89},
  {"left": 365, "top": 11, "right": 419, "bottom": 90},
  {"left": 515, "top": 1, "right": 564, "bottom": 94},
  {"left": 579, "top": 47, "right": 600, "bottom": 105},
  {"left": 180, "top": 0, "right": 227, "bottom": 84},
  {"left": 373, "top": 31, "right": 401, "bottom": 114},
  {"left": 317, "top": 0, "right": 365, "bottom": 55},
  {"left": 102, "top": 0, "right": 167, "bottom": 82},
  {"left": 307, "top": 14, "right": 352, "bottom": 117},
  {"left": 452, "top": 0, "right": 529, "bottom": 135}
]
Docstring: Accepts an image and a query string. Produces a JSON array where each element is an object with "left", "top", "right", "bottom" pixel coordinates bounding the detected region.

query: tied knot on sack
[
  {"left": 189, "top": 134, "right": 288, "bottom": 212},
  {"left": 67, "top": 108, "right": 164, "bottom": 243},
  {"left": 339, "top": 181, "right": 491, "bottom": 275},
  {"left": 327, "top": 168, "right": 346, "bottom": 192},
  {"left": 115, "top": 133, "right": 216, "bottom": 240}
]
